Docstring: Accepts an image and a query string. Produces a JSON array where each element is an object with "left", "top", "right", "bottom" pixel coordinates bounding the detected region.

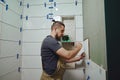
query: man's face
[{"left": 56, "top": 26, "right": 65, "bottom": 41}]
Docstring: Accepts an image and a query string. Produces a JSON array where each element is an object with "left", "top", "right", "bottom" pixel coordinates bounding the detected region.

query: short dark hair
[{"left": 51, "top": 20, "right": 65, "bottom": 30}]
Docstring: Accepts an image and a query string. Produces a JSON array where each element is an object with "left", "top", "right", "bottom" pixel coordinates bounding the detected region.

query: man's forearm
[
  {"left": 67, "top": 46, "right": 82, "bottom": 59},
  {"left": 65, "top": 56, "right": 81, "bottom": 63}
]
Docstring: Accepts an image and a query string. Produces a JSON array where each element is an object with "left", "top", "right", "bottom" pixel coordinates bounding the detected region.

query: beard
[{"left": 55, "top": 35, "right": 61, "bottom": 41}]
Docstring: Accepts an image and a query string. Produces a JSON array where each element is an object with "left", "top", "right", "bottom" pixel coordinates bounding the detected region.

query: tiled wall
[
  {"left": 85, "top": 59, "right": 106, "bottom": 80},
  {"left": 83, "top": 39, "right": 106, "bottom": 80},
  {"left": 0, "top": 0, "right": 23, "bottom": 80},
  {"left": 22, "top": 0, "right": 84, "bottom": 80},
  {"left": 0, "top": 0, "right": 107, "bottom": 80}
]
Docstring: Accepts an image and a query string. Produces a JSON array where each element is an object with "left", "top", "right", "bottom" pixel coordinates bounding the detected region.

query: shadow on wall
[{"left": 63, "top": 60, "right": 85, "bottom": 80}]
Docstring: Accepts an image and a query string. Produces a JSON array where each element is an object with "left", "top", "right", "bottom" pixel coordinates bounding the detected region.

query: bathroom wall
[
  {"left": 82, "top": 0, "right": 107, "bottom": 79},
  {"left": 0, "top": 0, "right": 108, "bottom": 80},
  {"left": 21, "top": 0, "right": 84, "bottom": 80},
  {"left": 0, "top": 0, "right": 23, "bottom": 80}
]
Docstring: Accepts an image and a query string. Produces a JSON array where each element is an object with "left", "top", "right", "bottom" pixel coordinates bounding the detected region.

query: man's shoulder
[{"left": 44, "top": 35, "right": 56, "bottom": 42}]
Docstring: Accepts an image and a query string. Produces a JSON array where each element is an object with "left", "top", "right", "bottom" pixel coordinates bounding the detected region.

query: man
[{"left": 40, "top": 20, "right": 85, "bottom": 80}]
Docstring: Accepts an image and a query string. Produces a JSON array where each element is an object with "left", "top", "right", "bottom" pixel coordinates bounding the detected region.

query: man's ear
[{"left": 55, "top": 28, "right": 58, "bottom": 32}]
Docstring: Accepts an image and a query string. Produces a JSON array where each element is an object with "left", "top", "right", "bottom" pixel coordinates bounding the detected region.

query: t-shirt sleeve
[{"left": 48, "top": 40, "right": 61, "bottom": 52}]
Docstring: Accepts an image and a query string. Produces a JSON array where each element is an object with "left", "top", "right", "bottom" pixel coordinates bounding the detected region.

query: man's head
[{"left": 51, "top": 20, "right": 65, "bottom": 41}]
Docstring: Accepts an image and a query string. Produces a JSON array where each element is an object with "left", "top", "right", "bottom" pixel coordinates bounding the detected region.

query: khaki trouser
[{"left": 40, "top": 59, "right": 65, "bottom": 80}]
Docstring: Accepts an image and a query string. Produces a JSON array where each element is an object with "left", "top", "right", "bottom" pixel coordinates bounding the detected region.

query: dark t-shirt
[{"left": 41, "top": 35, "right": 61, "bottom": 75}]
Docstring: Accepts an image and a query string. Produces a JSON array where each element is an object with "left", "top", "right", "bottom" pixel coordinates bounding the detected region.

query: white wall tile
[
  {"left": 23, "top": 1, "right": 82, "bottom": 17},
  {"left": 21, "top": 69, "right": 42, "bottom": 80},
  {"left": 1, "top": 24, "right": 21, "bottom": 41},
  {"left": 76, "top": 29, "right": 83, "bottom": 41},
  {"left": 84, "top": 39, "right": 89, "bottom": 59},
  {"left": 23, "top": 0, "right": 46, "bottom": 4},
  {"left": 75, "top": 41, "right": 85, "bottom": 65},
  {"left": 85, "top": 60, "right": 106, "bottom": 80},
  {"left": 22, "top": 42, "right": 41, "bottom": 55},
  {"left": 0, "top": 41, "right": 20, "bottom": 57},
  {"left": 53, "top": 3, "right": 82, "bottom": 16},
  {"left": 52, "top": 0, "right": 79, "bottom": 3},
  {"left": 0, "top": 1, "right": 22, "bottom": 80},
  {"left": 5, "top": 0, "right": 23, "bottom": 14},
  {"left": 23, "top": 17, "right": 52, "bottom": 29},
  {"left": 0, "top": 57, "right": 19, "bottom": 76},
  {"left": 2, "top": 7, "right": 21, "bottom": 27},
  {"left": 0, "top": 3, "right": 3, "bottom": 21},
  {"left": 22, "top": 30, "right": 50, "bottom": 42},
  {"left": 63, "top": 69, "right": 85, "bottom": 80},
  {"left": 23, "top": 5, "right": 48, "bottom": 17},
  {"left": 75, "top": 15, "right": 83, "bottom": 28},
  {"left": 0, "top": 70, "right": 21, "bottom": 80},
  {"left": 23, "top": 0, "right": 82, "bottom": 5},
  {"left": 22, "top": 56, "right": 42, "bottom": 68},
  {"left": 63, "top": 17, "right": 76, "bottom": 41}
]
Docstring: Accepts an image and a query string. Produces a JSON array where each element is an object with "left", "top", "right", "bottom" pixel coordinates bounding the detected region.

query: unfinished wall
[{"left": 83, "top": 0, "right": 107, "bottom": 70}]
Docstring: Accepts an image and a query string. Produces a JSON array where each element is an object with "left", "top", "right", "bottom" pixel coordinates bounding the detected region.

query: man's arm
[
  {"left": 56, "top": 42, "right": 82, "bottom": 60},
  {"left": 65, "top": 52, "right": 85, "bottom": 63}
]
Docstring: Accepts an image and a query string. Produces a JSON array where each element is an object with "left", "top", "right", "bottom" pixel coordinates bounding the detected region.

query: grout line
[
  {"left": 0, "top": 69, "right": 18, "bottom": 77},
  {"left": 8, "top": 8, "right": 21, "bottom": 16},
  {"left": 0, "top": 1, "right": 22, "bottom": 16},
  {"left": 23, "top": 2, "right": 82, "bottom": 6},
  {"left": 0, "top": 55, "right": 17, "bottom": 59},
  {"left": 22, "top": 41, "right": 42, "bottom": 43},
  {"left": 28, "top": 16, "right": 46, "bottom": 18},
  {"left": 0, "top": 1, "right": 5, "bottom": 6},
  {"left": 23, "top": 28, "right": 51, "bottom": 31},
  {"left": 76, "top": 27, "right": 83, "bottom": 29},
  {"left": 21, "top": 68, "right": 42, "bottom": 69},
  {"left": 0, "top": 39, "right": 19, "bottom": 42},
  {"left": 22, "top": 14, "right": 82, "bottom": 19},
  {"left": 21, "top": 55, "right": 40, "bottom": 56},
  {"left": 0, "top": 20, "right": 20, "bottom": 29}
]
